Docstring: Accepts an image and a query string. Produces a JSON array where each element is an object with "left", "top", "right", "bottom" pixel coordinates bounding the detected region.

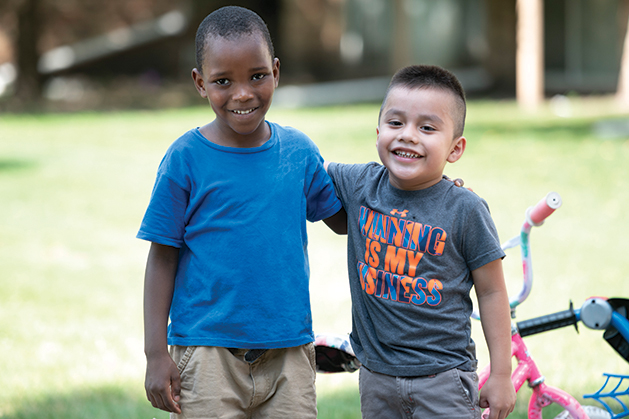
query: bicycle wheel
[{"left": 553, "top": 405, "right": 611, "bottom": 419}]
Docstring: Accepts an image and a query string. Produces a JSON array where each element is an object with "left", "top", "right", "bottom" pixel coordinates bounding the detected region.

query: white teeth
[
  {"left": 232, "top": 109, "right": 254, "bottom": 115},
  {"left": 395, "top": 151, "right": 420, "bottom": 158}
]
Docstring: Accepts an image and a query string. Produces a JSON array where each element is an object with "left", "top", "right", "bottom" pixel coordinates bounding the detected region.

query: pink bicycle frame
[{"left": 478, "top": 328, "right": 590, "bottom": 419}]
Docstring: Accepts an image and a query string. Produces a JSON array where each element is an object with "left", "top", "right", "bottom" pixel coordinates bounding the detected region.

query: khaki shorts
[
  {"left": 169, "top": 344, "right": 317, "bottom": 419},
  {"left": 359, "top": 366, "right": 481, "bottom": 419}
]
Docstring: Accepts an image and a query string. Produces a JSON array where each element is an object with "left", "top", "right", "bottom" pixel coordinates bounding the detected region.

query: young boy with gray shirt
[{"left": 326, "top": 65, "right": 516, "bottom": 419}]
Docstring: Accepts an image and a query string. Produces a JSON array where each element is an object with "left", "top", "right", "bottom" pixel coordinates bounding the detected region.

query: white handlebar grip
[{"left": 527, "top": 192, "right": 562, "bottom": 226}]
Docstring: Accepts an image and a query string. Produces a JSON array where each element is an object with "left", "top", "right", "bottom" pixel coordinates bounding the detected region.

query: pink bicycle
[{"left": 477, "top": 192, "right": 610, "bottom": 419}]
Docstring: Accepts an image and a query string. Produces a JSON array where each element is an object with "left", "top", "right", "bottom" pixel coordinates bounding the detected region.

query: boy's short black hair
[
  {"left": 379, "top": 65, "right": 467, "bottom": 138},
  {"left": 195, "top": 6, "right": 275, "bottom": 73}
]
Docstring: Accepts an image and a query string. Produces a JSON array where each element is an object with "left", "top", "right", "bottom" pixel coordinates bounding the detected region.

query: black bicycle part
[
  {"left": 603, "top": 298, "right": 629, "bottom": 363},
  {"left": 516, "top": 301, "right": 578, "bottom": 337}
]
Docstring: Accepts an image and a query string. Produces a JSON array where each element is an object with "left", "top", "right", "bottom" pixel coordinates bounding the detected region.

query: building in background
[{"left": 0, "top": 0, "right": 627, "bottom": 108}]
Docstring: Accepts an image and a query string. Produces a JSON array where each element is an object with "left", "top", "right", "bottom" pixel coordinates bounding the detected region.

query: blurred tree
[
  {"left": 390, "top": 0, "right": 411, "bottom": 74},
  {"left": 2, "top": 0, "right": 188, "bottom": 105},
  {"left": 2, "top": 0, "right": 43, "bottom": 104},
  {"left": 616, "top": 0, "right": 629, "bottom": 107},
  {"left": 483, "top": 0, "right": 517, "bottom": 94},
  {"left": 516, "top": 0, "right": 544, "bottom": 110}
]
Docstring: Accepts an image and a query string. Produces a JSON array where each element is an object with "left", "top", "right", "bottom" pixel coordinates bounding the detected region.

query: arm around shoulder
[
  {"left": 323, "top": 207, "right": 348, "bottom": 235},
  {"left": 321, "top": 160, "right": 347, "bottom": 234}
]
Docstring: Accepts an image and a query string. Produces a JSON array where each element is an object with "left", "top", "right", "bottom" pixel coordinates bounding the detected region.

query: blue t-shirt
[{"left": 137, "top": 122, "right": 342, "bottom": 349}]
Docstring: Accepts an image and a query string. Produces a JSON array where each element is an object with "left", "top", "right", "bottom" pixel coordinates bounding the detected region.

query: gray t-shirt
[{"left": 328, "top": 162, "right": 505, "bottom": 377}]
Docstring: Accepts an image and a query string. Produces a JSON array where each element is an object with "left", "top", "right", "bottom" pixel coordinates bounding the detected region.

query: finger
[
  {"left": 150, "top": 387, "right": 178, "bottom": 413},
  {"left": 146, "top": 382, "right": 169, "bottom": 412},
  {"left": 162, "top": 389, "right": 180, "bottom": 413},
  {"left": 149, "top": 392, "right": 166, "bottom": 412},
  {"left": 171, "top": 374, "right": 181, "bottom": 402},
  {"left": 171, "top": 383, "right": 182, "bottom": 413},
  {"left": 146, "top": 388, "right": 161, "bottom": 410},
  {"left": 170, "top": 370, "right": 182, "bottom": 412},
  {"left": 495, "top": 406, "right": 511, "bottom": 419},
  {"left": 454, "top": 178, "right": 464, "bottom": 187}
]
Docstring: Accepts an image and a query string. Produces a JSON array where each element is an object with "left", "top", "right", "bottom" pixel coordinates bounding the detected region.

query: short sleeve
[
  {"left": 461, "top": 198, "right": 505, "bottom": 271},
  {"left": 136, "top": 172, "right": 189, "bottom": 247},
  {"left": 304, "top": 152, "right": 342, "bottom": 222},
  {"left": 327, "top": 162, "right": 372, "bottom": 205}
]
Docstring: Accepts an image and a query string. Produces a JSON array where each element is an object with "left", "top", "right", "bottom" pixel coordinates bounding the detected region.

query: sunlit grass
[{"left": 1, "top": 96, "right": 628, "bottom": 418}]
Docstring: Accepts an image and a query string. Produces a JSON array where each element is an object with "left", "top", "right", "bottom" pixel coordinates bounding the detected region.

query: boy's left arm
[
  {"left": 473, "top": 259, "right": 516, "bottom": 419},
  {"left": 321, "top": 160, "right": 347, "bottom": 235},
  {"left": 323, "top": 208, "right": 347, "bottom": 234}
]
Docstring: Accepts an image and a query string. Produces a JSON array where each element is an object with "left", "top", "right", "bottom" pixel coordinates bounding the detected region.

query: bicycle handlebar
[
  {"left": 515, "top": 298, "right": 629, "bottom": 363},
  {"left": 472, "top": 192, "right": 562, "bottom": 320},
  {"left": 507, "top": 192, "right": 562, "bottom": 314},
  {"left": 526, "top": 192, "right": 563, "bottom": 226},
  {"left": 517, "top": 303, "right": 577, "bottom": 337}
]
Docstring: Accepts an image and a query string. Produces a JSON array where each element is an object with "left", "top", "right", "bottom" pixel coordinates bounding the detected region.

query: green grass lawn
[{"left": 1, "top": 96, "right": 628, "bottom": 418}]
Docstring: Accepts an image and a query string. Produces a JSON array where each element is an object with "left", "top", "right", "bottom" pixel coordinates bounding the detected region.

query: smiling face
[
  {"left": 376, "top": 86, "right": 466, "bottom": 190},
  {"left": 192, "top": 32, "right": 280, "bottom": 148}
]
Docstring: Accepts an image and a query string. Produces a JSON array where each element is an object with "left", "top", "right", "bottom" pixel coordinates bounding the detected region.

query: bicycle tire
[{"left": 553, "top": 405, "right": 611, "bottom": 419}]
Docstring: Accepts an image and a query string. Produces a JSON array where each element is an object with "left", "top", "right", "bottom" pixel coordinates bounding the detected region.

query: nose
[
  {"left": 397, "top": 125, "right": 419, "bottom": 144},
  {"left": 232, "top": 83, "right": 254, "bottom": 102}
]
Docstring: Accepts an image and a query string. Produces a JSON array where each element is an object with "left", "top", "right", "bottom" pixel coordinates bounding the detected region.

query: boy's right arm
[
  {"left": 473, "top": 258, "right": 516, "bottom": 419},
  {"left": 143, "top": 242, "right": 182, "bottom": 414}
]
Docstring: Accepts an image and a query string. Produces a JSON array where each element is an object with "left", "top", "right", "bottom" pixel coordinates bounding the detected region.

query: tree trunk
[
  {"left": 15, "top": 0, "right": 42, "bottom": 104},
  {"left": 616, "top": 0, "right": 629, "bottom": 107},
  {"left": 482, "top": 0, "right": 517, "bottom": 94},
  {"left": 516, "top": 0, "right": 544, "bottom": 110},
  {"left": 390, "top": 0, "right": 412, "bottom": 74}
]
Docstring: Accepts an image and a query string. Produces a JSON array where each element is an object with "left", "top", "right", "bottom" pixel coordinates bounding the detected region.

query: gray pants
[{"left": 359, "top": 366, "right": 481, "bottom": 419}]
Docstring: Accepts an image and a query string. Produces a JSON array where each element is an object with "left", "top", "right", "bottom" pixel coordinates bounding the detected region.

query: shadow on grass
[
  {"left": 316, "top": 386, "right": 607, "bottom": 419},
  {"left": 0, "top": 159, "right": 38, "bottom": 173},
  {"left": 4, "top": 383, "right": 606, "bottom": 419},
  {"left": 6, "top": 385, "right": 359, "bottom": 419},
  {"left": 5, "top": 385, "right": 167, "bottom": 419}
]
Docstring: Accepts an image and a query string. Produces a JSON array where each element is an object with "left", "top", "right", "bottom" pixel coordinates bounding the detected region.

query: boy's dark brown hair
[
  {"left": 194, "top": 6, "right": 275, "bottom": 73},
  {"left": 379, "top": 64, "right": 467, "bottom": 138}
]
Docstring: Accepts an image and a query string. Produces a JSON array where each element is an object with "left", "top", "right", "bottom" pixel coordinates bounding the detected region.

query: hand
[
  {"left": 145, "top": 352, "right": 182, "bottom": 414},
  {"left": 442, "top": 174, "right": 472, "bottom": 190},
  {"left": 479, "top": 373, "right": 516, "bottom": 419}
]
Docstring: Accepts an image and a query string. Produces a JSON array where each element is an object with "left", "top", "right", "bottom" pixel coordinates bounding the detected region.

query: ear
[
  {"left": 375, "top": 126, "right": 380, "bottom": 147},
  {"left": 447, "top": 136, "right": 466, "bottom": 163},
  {"left": 272, "top": 58, "right": 280, "bottom": 88},
  {"left": 191, "top": 68, "right": 207, "bottom": 98}
]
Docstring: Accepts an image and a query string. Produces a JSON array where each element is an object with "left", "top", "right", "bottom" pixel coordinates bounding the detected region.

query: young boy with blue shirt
[
  {"left": 137, "top": 6, "right": 345, "bottom": 418},
  {"left": 326, "top": 65, "right": 517, "bottom": 419}
]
